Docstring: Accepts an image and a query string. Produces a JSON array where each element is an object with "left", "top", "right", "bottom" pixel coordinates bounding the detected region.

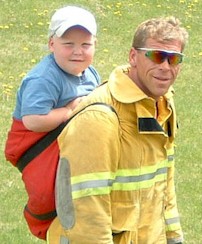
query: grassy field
[{"left": 1, "top": 0, "right": 202, "bottom": 243}]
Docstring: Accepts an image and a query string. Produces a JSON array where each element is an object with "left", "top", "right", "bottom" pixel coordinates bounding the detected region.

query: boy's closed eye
[
  {"left": 82, "top": 43, "right": 93, "bottom": 48},
  {"left": 62, "top": 42, "right": 74, "bottom": 47}
]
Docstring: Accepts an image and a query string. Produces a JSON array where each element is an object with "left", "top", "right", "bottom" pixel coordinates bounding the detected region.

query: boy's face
[{"left": 49, "top": 27, "right": 96, "bottom": 76}]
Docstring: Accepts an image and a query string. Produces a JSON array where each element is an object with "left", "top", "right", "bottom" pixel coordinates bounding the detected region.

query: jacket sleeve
[
  {"left": 165, "top": 146, "right": 184, "bottom": 244},
  {"left": 57, "top": 106, "right": 120, "bottom": 243}
]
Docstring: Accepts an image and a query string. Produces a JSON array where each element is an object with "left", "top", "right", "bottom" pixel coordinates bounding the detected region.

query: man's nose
[{"left": 159, "top": 58, "right": 171, "bottom": 69}]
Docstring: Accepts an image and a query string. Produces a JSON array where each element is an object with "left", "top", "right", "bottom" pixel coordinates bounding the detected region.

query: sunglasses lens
[
  {"left": 168, "top": 53, "right": 183, "bottom": 65},
  {"left": 146, "top": 51, "right": 164, "bottom": 64},
  {"left": 145, "top": 51, "right": 183, "bottom": 65}
]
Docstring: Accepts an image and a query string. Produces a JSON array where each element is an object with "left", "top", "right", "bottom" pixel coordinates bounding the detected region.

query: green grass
[{"left": 1, "top": 0, "right": 202, "bottom": 243}]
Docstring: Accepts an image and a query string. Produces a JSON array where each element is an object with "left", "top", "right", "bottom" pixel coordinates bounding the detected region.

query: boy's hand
[
  {"left": 66, "top": 96, "right": 85, "bottom": 110},
  {"left": 65, "top": 96, "right": 86, "bottom": 117}
]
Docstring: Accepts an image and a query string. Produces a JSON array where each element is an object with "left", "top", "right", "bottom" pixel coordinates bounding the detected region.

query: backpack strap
[{"left": 17, "top": 102, "right": 117, "bottom": 172}]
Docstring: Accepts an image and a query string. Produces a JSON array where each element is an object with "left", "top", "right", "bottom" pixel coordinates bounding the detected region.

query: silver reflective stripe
[
  {"left": 72, "top": 179, "right": 114, "bottom": 191},
  {"left": 168, "top": 154, "right": 174, "bottom": 161},
  {"left": 72, "top": 167, "right": 167, "bottom": 192},
  {"left": 115, "top": 167, "right": 167, "bottom": 183},
  {"left": 165, "top": 216, "right": 180, "bottom": 225},
  {"left": 167, "top": 237, "right": 183, "bottom": 244}
]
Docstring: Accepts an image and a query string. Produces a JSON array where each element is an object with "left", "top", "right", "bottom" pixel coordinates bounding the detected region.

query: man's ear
[{"left": 129, "top": 47, "right": 137, "bottom": 67}]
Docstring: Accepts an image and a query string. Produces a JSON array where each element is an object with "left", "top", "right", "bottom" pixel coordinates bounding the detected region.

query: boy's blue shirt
[{"left": 13, "top": 53, "right": 100, "bottom": 119}]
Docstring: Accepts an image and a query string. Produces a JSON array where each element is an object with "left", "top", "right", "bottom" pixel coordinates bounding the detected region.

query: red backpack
[
  {"left": 5, "top": 118, "right": 62, "bottom": 240},
  {"left": 4, "top": 103, "right": 117, "bottom": 240}
]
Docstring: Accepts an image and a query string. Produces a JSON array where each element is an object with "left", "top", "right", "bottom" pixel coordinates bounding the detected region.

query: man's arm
[
  {"left": 57, "top": 105, "right": 120, "bottom": 243},
  {"left": 165, "top": 148, "right": 184, "bottom": 244}
]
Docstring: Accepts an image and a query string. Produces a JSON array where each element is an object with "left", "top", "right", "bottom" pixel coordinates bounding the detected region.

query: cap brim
[{"left": 55, "top": 21, "right": 96, "bottom": 37}]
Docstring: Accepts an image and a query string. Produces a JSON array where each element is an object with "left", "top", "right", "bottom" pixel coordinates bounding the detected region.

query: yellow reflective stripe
[
  {"left": 166, "top": 222, "right": 181, "bottom": 232},
  {"left": 71, "top": 160, "right": 169, "bottom": 200},
  {"left": 71, "top": 172, "right": 115, "bottom": 184},
  {"left": 167, "top": 147, "right": 174, "bottom": 156},
  {"left": 73, "top": 186, "right": 112, "bottom": 199},
  {"left": 164, "top": 210, "right": 178, "bottom": 219},
  {"left": 117, "top": 159, "right": 167, "bottom": 176}
]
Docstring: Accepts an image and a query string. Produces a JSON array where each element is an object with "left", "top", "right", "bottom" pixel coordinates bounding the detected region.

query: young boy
[{"left": 4, "top": 5, "right": 100, "bottom": 240}]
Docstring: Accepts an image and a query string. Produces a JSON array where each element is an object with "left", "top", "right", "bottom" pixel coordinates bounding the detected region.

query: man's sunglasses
[{"left": 136, "top": 48, "right": 184, "bottom": 65}]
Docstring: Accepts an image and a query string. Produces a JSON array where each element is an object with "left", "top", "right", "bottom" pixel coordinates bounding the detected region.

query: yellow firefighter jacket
[{"left": 47, "top": 65, "right": 183, "bottom": 244}]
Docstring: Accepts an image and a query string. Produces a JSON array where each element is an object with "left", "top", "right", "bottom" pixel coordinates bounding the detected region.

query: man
[{"left": 48, "top": 16, "right": 188, "bottom": 243}]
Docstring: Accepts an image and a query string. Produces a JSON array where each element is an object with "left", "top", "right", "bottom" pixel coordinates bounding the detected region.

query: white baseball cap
[{"left": 48, "top": 6, "right": 97, "bottom": 37}]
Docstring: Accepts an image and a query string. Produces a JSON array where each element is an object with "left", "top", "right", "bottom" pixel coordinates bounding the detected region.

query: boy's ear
[
  {"left": 129, "top": 47, "right": 137, "bottom": 67},
  {"left": 94, "top": 37, "right": 97, "bottom": 46},
  {"left": 48, "top": 37, "right": 54, "bottom": 52}
]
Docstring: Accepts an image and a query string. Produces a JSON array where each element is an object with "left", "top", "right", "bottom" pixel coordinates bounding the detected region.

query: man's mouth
[{"left": 154, "top": 76, "right": 170, "bottom": 81}]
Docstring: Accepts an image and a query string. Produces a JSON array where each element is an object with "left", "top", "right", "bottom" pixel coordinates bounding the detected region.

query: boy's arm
[{"left": 22, "top": 97, "right": 84, "bottom": 132}]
